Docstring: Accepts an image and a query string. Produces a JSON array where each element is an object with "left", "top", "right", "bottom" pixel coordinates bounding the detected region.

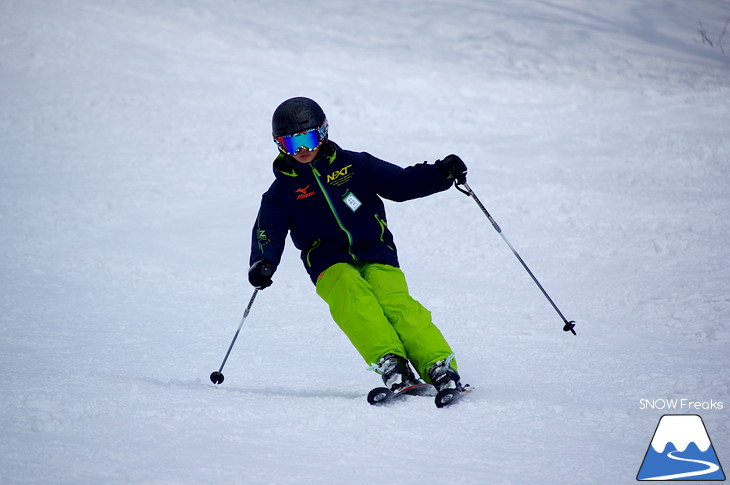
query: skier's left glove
[
  {"left": 436, "top": 154, "right": 467, "bottom": 185},
  {"left": 248, "top": 259, "right": 275, "bottom": 289}
]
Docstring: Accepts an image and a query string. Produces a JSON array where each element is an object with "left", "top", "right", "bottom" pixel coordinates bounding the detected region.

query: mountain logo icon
[{"left": 637, "top": 414, "right": 725, "bottom": 481}]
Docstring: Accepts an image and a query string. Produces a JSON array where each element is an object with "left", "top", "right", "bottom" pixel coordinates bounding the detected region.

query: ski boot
[
  {"left": 375, "top": 353, "right": 419, "bottom": 391},
  {"left": 428, "top": 357, "right": 463, "bottom": 392}
]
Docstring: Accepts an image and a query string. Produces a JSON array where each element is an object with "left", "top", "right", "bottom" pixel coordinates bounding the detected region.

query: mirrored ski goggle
[{"left": 274, "top": 121, "right": 328, "bottom": 155}]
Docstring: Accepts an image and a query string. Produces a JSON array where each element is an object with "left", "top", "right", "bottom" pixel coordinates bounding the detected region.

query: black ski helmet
[{"left": 272, "top": 97, "right": 327, "bottom": 137}]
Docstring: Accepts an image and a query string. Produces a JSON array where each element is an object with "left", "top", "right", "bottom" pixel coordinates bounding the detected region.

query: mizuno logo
[{"left": 295, "top": 185, "right": 316, "bottom": 200}]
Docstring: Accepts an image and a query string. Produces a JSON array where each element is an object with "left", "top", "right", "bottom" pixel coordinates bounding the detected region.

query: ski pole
[
  {"left": 210, "top": 288, "right": 260, "bottom": 384},
  {"left": 455, "top": 181, "right": 576, "bottom": 335}
]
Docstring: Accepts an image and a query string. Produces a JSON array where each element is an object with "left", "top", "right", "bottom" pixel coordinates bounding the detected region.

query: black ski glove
[
  {"left": 436, "top": 154, "right": 468, "bottom": 185},
  {"left": 248, "top": 260, "right": 275, "bottom": 289}
]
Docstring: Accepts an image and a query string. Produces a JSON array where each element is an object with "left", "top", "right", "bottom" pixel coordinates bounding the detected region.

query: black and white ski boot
[
  {"left": 428, "top": 356, "right": 463, "bottom": 392},
  {"left": 428, "top": 356, "right": 473, "bottom": 407},
  {"left": 375, "top": 353, "right": 419, "bottom": 391}
]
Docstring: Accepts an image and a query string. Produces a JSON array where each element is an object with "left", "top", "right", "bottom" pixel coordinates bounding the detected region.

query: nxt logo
[
  {"left": 326, "top": 164, "right": 354, "bottom": 185},
  {"left": 295, "top": 185, "right": 316, "bottom": 200}
]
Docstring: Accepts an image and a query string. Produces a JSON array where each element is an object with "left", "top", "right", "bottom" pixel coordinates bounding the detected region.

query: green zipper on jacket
[
  {"left": 374, "top": 214, "right": 395, "bottom": 250},
  {"left": 305, "top": 238, "right": 321, "bottom": 267},
  {"left": 311, "top": 165, "right": 357, "bottom": 261}
]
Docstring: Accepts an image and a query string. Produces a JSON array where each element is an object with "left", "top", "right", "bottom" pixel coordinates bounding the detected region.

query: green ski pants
[{"left": 315, "top": 262, "right": 455, "bottom": 383}]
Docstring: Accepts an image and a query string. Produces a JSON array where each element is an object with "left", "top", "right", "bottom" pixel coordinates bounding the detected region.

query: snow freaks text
[{"left": 639, "top": 398, "right": 724, "bottom": 411}]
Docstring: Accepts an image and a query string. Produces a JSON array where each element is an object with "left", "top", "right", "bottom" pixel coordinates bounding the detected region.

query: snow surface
[{"left": 1, "top": 1, "right": 729, "bottom": 484}]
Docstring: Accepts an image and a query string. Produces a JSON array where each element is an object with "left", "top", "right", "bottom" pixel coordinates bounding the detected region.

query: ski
[
  {"left": 434, "top": 386, "right": 473, "bottom": 408},
  {"left": 367, "top": 382, "right": 434, "bottom": 406}
]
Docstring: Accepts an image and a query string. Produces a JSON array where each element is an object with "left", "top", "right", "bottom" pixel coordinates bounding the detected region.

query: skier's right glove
[
  {"left": 248, "top": 260, "right": 275, "bottom": 289},
  {"left": 436, "top": 154, "right": 468, "bottom": 185}
]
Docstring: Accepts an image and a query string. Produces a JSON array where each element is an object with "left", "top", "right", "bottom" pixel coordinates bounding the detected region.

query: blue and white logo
[{"left": 637, "top": 414, "right": 725, "bottom": 481}]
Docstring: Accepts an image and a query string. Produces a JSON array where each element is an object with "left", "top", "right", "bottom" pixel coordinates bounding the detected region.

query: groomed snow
[{"left": 1, "top": 1, "right": 728, "bottom": 484}]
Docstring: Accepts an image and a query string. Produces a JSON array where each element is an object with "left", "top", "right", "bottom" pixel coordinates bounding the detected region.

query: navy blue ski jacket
[{"left": 250, "top": 141, "right": 454, "bottom": 284}]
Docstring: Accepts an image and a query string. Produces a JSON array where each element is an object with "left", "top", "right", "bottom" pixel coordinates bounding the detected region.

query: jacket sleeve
[
  {"left": 250, "top": 191, "right": 289, "bottom": 268},
  {"left": 362, "top": 153, "right": 453, "bottom": 202}
]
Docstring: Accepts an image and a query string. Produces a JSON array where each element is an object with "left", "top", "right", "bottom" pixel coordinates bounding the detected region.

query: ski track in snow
[{"left": 1, "top": 1, "right": 728, "bottom": 484}]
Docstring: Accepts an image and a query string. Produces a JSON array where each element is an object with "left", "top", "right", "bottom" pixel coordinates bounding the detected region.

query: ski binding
[
  {"left": 434, "top": 385, "right": 474, "bottom": 408},
  {"left": 367, "top": 382, "right": 434, "bottom": 405}
]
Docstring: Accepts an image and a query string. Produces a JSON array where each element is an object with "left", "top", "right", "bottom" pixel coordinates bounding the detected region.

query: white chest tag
[{"left": 342, "top": 191, "right": 362, "bottom": 212}]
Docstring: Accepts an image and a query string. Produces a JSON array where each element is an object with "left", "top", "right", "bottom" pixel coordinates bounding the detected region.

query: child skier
[{"left": 248, "top": 97, "right": 468, "bottom": 393}]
